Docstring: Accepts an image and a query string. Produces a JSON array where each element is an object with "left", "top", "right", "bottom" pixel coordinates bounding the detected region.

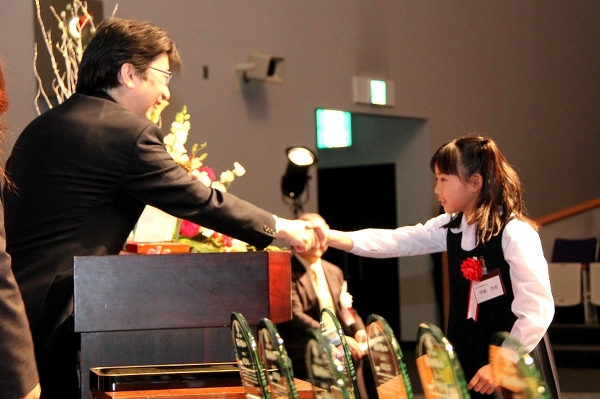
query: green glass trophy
[
  {"left": 305, "top": 328, "right": 353, "bottom": 399},
  {"left": 320, "top": 308, "right": 360, "bottom": 399},
  {"left": 365, "top": 314, "right": 413, "bottom": 399},
  {"left": 231, "top": 312, "right": 271, "bottom": 399},
  {"left": 416, "top": 322, "right": 470, "bottom": 399},
  {"left": 489, "top": 332, "right": 552, "bottom": 399},
  {"left": 257, "top": 318, "right": 299, "bottom": 399}
]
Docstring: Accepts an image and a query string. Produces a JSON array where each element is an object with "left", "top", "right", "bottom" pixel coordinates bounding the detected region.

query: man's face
[{"left": 131, "top": 53, "right": 171, "bottom": 120}]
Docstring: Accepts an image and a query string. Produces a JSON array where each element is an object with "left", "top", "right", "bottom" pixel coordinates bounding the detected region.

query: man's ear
[
  {"left": 118, "top": 63, "right": 138, "bottom": 88},
  {"left": 470, "top": 173, "right": 483, "bottom": 192}
]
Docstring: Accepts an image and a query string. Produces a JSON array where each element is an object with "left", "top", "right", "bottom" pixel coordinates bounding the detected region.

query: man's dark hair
[{"left": 76, "top": 17, "right": 181, "bottom": 94}]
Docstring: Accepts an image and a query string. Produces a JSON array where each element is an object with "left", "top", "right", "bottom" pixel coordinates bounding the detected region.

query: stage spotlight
[{"left": 281, "top": 147, "right": 316, "bottom": 216}]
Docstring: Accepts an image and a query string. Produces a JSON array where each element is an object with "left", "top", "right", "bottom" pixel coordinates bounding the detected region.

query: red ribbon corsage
[{"left": 461, "top": 257, "right": 483, "bottom": 282}]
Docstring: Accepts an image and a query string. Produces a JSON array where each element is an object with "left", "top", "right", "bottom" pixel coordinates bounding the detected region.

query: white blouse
[{"left": 348, "top": 213, "right": 554, "bottom": 353}]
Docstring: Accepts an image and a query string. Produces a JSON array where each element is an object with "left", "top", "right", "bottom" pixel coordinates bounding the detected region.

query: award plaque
[
  {"left": 305, "top": 328, "right": 353, "bottom": 399},
  {"left": 365, "top": 314, "right": 413, "bottom": 399},
  {"left": 257, "top": 318, "right": 299, "bottom": 399},
  {"left": 489, "top": 332, "right": 552, "bottom": 399},
  {"left": 320, "top": 308, "right": 360, "bottom": 399},
  {"left": 231, "top": 312, "right": 271, "bottom": 399},
  {"left": 416, "top": 323, "right": 470, "bottom": 399}
]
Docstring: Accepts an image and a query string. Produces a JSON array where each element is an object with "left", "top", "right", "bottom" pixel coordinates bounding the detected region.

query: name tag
[{"left": 473, "top": 269, "right": 505, "bottom": 303}]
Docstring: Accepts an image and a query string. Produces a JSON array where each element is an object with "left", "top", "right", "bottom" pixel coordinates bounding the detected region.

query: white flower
[
  {"left": 226, "top": 239, "right": 249, "bottom": 252},
  {"left": 211, "top": 181, "right": 227, "bottom": 192},
  {"left": 201, "top": 228, "right": 215, "bottom": 238},
  {"left": 220, "top": 170, "right": 235, "bottom": 184},
  {"left": 163, "top": 133, "right": 175, "bottom": 147},
  {"left": 340, "top": 291, "right": 353, "bottom": 308},
  {"left": 233, "top": 162, "right": 246, "bottom": 177},
  {"left": 191, "top": 170, "right": 213, "bottom": 187},
  {"left": 189, "top": 157, "right": 203, "bottom": 170}
]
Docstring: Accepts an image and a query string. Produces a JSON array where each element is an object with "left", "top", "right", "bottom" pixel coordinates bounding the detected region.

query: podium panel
[{"left": 74, "top": 251, "right": 291, "bottom": 399}]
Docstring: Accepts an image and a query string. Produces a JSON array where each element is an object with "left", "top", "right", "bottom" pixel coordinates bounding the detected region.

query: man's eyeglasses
[{"left": 149, "top": 66, "right": 172, "bottom": 85}]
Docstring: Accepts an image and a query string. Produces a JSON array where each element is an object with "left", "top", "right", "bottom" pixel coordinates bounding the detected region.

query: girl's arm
[
  {"left": 327, "top": 229, "right": 355, "bottom": 251},
  {"left": 326, "top": 213, "right": 451, "bottom": 258},
  {"left": 503, "top": 219, "right": 554, "bottom": 352}
]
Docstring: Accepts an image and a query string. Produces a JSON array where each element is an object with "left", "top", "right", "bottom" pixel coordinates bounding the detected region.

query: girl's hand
[{"left": 467, "top": 364, "right": 495, "bottom": 395}]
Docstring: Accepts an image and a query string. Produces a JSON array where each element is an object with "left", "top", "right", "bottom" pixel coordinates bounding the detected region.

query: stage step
[{"left": 548, "top": 323, "right": 600, "bottom": 368}]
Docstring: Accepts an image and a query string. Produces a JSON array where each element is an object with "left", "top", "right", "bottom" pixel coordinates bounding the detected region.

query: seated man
[{"left": 277, "top": 213, "right": 371, "bottom": 399}]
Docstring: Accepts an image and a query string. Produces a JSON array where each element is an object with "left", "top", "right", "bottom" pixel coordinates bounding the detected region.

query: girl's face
[{"left": 434, "top": 165, "right": 481, "bottom": 218}]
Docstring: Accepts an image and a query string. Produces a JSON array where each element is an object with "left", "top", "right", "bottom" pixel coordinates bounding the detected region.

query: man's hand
[
  {"left": 275, "top": 217, "right": 327, "bottom": 252},
  {"left": 344, "top": 335, "right": 366, "bottom": 361},
  {"left": 467, "top": 364, "right": 495, "bottom": 395}
]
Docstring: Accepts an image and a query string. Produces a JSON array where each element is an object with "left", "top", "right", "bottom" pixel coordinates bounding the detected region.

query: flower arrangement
[
  {"left": 163, "top": 105, "right": 279, "bottom": 253},
  {"left": 162, "top": 105, "right": 246, "bottom": 193}
]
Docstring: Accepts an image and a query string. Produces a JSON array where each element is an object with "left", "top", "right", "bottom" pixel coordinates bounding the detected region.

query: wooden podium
[{"left": 74, "top": 251, "right": 292, "bottom": 399}]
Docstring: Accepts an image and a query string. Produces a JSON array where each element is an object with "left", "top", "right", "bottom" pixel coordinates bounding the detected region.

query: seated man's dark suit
[{"left": 277, "top": 255, "right": 370, "bottom": 398}]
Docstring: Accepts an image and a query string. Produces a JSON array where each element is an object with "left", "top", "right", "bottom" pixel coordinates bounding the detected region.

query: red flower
[
  {"left": 180, "top": 220, "right": 201, "bottom": 237},
  {"left": 461, "top": 257, "right": 483, "bottom": 281},
  {"left": 196, "top": 166, "right": 216, "bottom": 181}
]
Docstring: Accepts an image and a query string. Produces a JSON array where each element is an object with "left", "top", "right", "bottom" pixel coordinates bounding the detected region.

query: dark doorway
[{"left": 317, "top": 163, "right": 400, "bottom": 337}]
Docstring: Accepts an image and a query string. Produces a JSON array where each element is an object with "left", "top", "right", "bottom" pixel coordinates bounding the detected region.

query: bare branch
[{"left": 33, "top": 0, "right": 99, "bottom": 114}]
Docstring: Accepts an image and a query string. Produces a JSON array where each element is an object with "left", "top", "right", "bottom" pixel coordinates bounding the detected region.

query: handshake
[{"left": 274, "top": 215, "right": 329, "bottom": 252}]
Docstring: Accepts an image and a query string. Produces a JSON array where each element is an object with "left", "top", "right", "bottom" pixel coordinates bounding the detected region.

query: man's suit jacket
[
  {"left": 277, "top": 255, "right": 365, "bottom": 379},
  {"left": 3, "top": 91, "right": 277, "bottom": 348},
  {"left": 0, "top": 199, "right": 38, "bottom": 399}
]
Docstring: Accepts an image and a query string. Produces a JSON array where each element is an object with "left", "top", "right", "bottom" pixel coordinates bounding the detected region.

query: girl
[{"left": 326, "top": 136, "right": 554, "bottom": 398}]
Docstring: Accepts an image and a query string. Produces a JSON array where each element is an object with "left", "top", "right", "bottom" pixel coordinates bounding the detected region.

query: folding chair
[
  {"left": 589, "top": 262, "right": 600, "bottom": 308},
  {"left": 548, "top": 263, "right": 583, "bottom": 307},
  {"left": 550, "top": 237, "right": 598, "bottom": 324}
]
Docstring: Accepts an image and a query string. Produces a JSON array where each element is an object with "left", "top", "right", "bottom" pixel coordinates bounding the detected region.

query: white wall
[{"left": 3, "top": 1, "right": 600, "bottom": 221}]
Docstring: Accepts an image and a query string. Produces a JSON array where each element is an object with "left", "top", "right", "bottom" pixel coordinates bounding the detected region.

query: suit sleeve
[
  {"left": 323, "top": 262, "right": 366, "bottom": 335},
  {"left": 288, "top": 277, "right": 321, "bottom": 331},
  {"left": 0, "top": 202, "right": 39, "bottom": 399},
  {"left": 122, "top": 123, "right": 276, "bottom": 248}
]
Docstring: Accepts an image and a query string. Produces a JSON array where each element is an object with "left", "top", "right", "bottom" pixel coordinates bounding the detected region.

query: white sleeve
[
  {"left": 347, "top": 214, "right": 451, "bottom": 258},
  {"left": 503, "top": 219, "right": 555, "bottom": 352}
]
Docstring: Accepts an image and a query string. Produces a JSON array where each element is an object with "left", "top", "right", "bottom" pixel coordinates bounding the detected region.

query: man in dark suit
[
  {"left": 2, "top": 18, "right": 324, "bottom": 399},
  {"left": 276, "top": 213, "right": 371, "bottom": 399}
]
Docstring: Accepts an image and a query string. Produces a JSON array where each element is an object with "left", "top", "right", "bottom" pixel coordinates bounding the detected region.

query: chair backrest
[
  {"left": 589, "top": 262, "right": 600, "bottom": 307},
  {"left": 551, "top": 237, "right": 598, "bottom": 263},
  {"left": 548, "top": 262, "right": 582, "bottom": 307}
]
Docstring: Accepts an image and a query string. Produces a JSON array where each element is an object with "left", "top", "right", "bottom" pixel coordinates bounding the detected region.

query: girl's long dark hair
[
  {"left": 0, "top": 62, "right": 7, "bottom": 127},
  {"left": 0, "top": 61, "right": 14, "bottom": 190},
  {"left": 430, "top": 135, "right": 537, "bottom": 244}
]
